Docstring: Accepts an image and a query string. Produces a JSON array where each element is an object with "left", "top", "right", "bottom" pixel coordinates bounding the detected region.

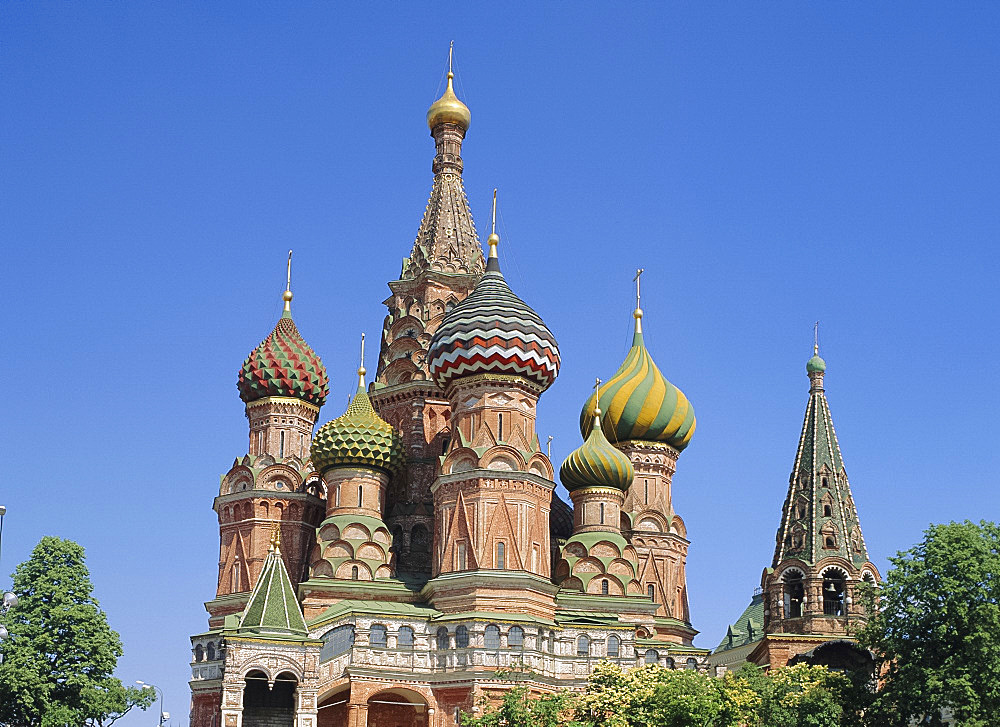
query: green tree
[
  {"left": 721, "top": 663, "right": 850, "bottom": 727},
  {"left": 460, "top": 684, "right": 579, "bottom": 727},
  {"left": 0, "top": 537, "right": 155, "bottom": 727},
  {"left": 857, "top": 520, "right": 1000, "bottom": 727}
]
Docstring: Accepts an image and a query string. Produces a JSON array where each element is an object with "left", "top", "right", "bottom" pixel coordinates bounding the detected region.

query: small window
[
  {"left": 644, "top": 479, "right": 649, "bottom": 504},
  {"left": 648, "top": 584, "right": 655, "bottom": 602},
  {"left": 600, "top": 502, "right": 605, "bottom": 524},
  {"left": 456, "top": 542, "right": 467, "bottom": 571},
  {"left": 279, "top": 431, "right": 285, "bottom": 458},
  {"left": 358, "top": 484, "right": 363, "bottom": 507},
  {"left": 206, "top": 642, "right": 215, "bottom": 661},
  {"left": 335, "top": 484, "right": 341, "bottom": 507},
  {"left": 194, "top": 644, "right": 204, "bottom": 662},
  {"left": 665, "top": 657, "right": 676, "bottom": 669},
  {"left": 498, "top": 413, "right": 503, "bottom": 441},
  {"left": 645, "top": 649, "right": 659, "bottom": 664},
  {"left": 456, "top": 625, "right": 469, "bottom": 648},
  {"left": 508, "top": 626, "right": 524, "bottom": 648},
  {"left": 686, "top": 657, "right": 698, "bottom": 670},
  {"left": 824, "top": 504, "right": 832, "bottom": 517},
  {"left": 822, "top": 476, "right": 828, "bottom": 488},
  {"left": 825, "top": 536, "right": 836, "bottom": 549},
  {"left": 601, "top": 579, "right": 609, "bottom": 595},
  {"left": 351, "top": 565, "right": 359, "bottom": 580},
  {"left": 370, "top": 624, "right": 387, "bottom": 648},
  {"left": 496, "top": 542, "right": 505, "bottom": 569},
  {"left": 436, "top": 627, "right": 449, "bottom": 650},
  {"left": 398, "top": 626, "right": 414, "bottom": 647},
  {"left": 797, "top": 505, "right": 806, "bottom": 519},
  {"left": 442, "top": 437, "right": 450, "bottom": 455},
  {"left": 608, "top": 635, "right": 620, "bottom": 657},
  {"left": 548, "top": 630, "right": 556, "bottom": 653},
  {"left": 485, "top": 624, "right": 500, "bottom": 649},
  {"left": 577, "top": 634, "right": 590, "bottom": 656}
]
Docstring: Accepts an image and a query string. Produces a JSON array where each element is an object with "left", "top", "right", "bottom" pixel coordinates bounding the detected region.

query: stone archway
[
  {"left": 242, "top": 670, "right": 297, "bottom": 727},
  {"left": 367, "top": 687, "right": 429, "bottom": 727}
]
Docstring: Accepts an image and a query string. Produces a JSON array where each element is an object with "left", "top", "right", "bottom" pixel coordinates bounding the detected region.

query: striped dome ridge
[
  {"left": 238, "top": 313, "right": 329, "bottom": 407},
  {"left": 580, "top": 327, "right": 695, "bottom": 450},
  {"left": 428, "top": 264, "right": 560, "bottom": 391},
  {"left": 560, "top": 413, "right": 635, "bottom": 492}
]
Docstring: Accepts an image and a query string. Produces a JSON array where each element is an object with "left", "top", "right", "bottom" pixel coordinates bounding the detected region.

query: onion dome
[
  {"left": 560, "top": 407, "right": 635, "bottom": 492},
  {"left": 807, "top": 345, "right": 827, "bottom": 373},
  {"left": 310, "top": 367, "right": 404, "bottom": 475},
  {"left": 427, "top": 70, "right": 471, "bottom": 131},
  {"left": 428, "top": 228, "right": 560, "bottom": 391},
  {"left": 238, "top": 285, "right": 329, "bottom": 407},
  {"left": 581, "top": 308, "right": 695, "bottom": 450}
]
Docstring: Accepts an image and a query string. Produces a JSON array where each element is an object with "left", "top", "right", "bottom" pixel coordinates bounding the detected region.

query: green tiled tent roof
[
  {"left": 713, "top": 591, "right": 765, "bottom": 654},
  {"left": 238, "top": 548, "right": 308, "bottom": 639}
]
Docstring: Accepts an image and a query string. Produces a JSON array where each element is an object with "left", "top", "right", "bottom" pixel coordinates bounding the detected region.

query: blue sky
[{"left": 2, "top": 3, "right": 998, "bottom": 724}]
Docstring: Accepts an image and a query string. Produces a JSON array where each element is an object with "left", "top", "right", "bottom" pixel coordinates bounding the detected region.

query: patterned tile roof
[
  {"left": 238, "top": 547, "right": 308, "bottom": 639},
  {"left": 712, "top": 591, "right": 765, "bottom": 654},
  {"left": 238, "top": 312, "right": 329, "bottom": 407}
]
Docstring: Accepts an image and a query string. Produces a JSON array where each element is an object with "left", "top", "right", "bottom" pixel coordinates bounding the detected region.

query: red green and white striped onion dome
[
  {"left": 427, "top": 238, "right": 559, "bottom": 390},
  {"left": 238, "top": 311, "right": 329, "bottom": 407}
]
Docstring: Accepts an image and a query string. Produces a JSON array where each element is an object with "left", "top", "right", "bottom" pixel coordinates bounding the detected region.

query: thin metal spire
[
  {"left": 633, "top": 268, "right": 645, "bottom": 333},
  {"left": 358, "top": 333, "right": 367, "bottom": 387},
  {"left": 282, "top": 250, "right": 293, "bottom": 313},
  {"left": 814, "top": 321, "right": 820, "bottom": 355}
]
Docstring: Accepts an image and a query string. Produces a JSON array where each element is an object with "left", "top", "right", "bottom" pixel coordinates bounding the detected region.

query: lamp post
[
  {"left": 136, "top": 681, "right": 168, "bottom": 726},
  {"left": 0, "top": 505, "right": 19, "bottom": 664}
]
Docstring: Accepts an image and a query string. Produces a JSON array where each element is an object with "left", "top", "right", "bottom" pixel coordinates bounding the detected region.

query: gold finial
[
  {"left": 633, "top": 268, "right": 645, "bottom": 333},
  {"left": 487, "top": 188, "right": 500, "bottom": 258},
  {"left": 593, "top": 377, "right": 602, "bottom": 418},
  {"left": 282, "top": 250, "right": 294, "bottom": 312},
  {"left": 269, "top": 522, "right": 282, "bottom": 554},
  {"left": 813, "top": 321, "right": 820, "bottom": 355},
  {"left": 357, "top": 333, "right": 367, "bottom": 387},
  {"left": 427, "top": 42, "right": 471, "bottom": 130}
]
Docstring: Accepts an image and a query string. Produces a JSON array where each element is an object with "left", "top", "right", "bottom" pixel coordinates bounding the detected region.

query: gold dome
[{"left": 427, "top": 72, "right": 471, "bottom": 131}]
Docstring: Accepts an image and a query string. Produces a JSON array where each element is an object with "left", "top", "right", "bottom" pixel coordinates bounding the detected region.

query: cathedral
[{"left": 187, "top": 58, "right": 879, "bottom": 727}]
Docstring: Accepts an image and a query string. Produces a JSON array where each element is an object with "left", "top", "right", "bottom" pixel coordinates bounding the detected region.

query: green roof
[
  {"left": 713, "top": 591, "right": 765, "bottom": 654},
  {"left": 238, "top": 549, "right": 308, "bottom": 640}
]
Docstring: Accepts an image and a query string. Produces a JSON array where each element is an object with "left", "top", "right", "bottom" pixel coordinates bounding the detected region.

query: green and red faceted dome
[{"left": 238, "top": 306, "right": 329, "bottom": 408}]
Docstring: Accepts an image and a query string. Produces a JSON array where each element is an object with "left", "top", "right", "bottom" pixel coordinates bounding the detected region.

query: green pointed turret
[{"left": 238, "top": 529, "right": 308, "bottom": 638}]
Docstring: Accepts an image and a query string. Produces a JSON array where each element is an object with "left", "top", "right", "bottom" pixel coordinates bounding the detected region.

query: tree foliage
[
  {"left": 0, "top": 537, "right": 155, "bottom": 727},
  {"left": 463, "top": 661, "right": 852, "bottom": 727},
  {"left": 857, "top": 520, "right": 1000, "bottom": 727}
]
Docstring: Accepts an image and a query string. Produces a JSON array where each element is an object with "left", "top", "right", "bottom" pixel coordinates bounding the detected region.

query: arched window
[
  {"left": 607, "top": 635, "right": 620, "bottom": 657},
  {"left": 358, "top": 484, "right": 363, "bottom": 507},
  {"left": 279, "top": 431, "right": 285, "bottom": 458},
  {"left": 548, "top": 630, "right": 556, "bottom": 653},
  {"left": 600, "top": 502, "right": 605, "bottom": 524},
  {"left": 456, "top": 625, "right": 469, "bottom": 648},
  {"left": 398, "top": 626, "right": 414, "bottom": 647},
  {"left": 824, "top": 504, "right": 832, "bottom": 517},
  {"left": 496, "top": 542, "right": 505, "bottom": 569},
  {"left": 601, "top": 579, "right": 609, "bottom": 595},
  {"left": 577, "top": 634, "right": 590, "bottom": 656},
  {"left": 665, "top": 657, "right": 676, "bottom": 669},
  {"left": 370, "top": 624, "right": 387, "bottom": 648},
  {"left": 508, "top": 626, "right": 524, "bottom": 649},
  {"left": 825, "top": 535, "right": 836, "bottom": 548},
  {"left": 351, "top": 565, "right": 359, "bottom": 580},
  {"left": 686, "top": 657, "right": 698, "bottom": 670},
  {"left": 783, "top": 570, "right": 805, "bottom": 618},
  {"left": 648, "top": 584, "right": 655, "bottom": 601},
  {"left": 485, "top": 624, "right": 500, "bottom": 650},
  {"left": 436, "top": 627, "right": 449, "bottom": 650},
  {"left": 823, "top": 569, "right": 846, "bottom": 616},
  {"left": 320, "top": 625, "right": 355, "bottom": 661},
  {"left": 206, "top": 642, "right": 216, "bottom": 661},
  {"left": 645, "top": 649, "right": 659, "bottom": 664},
  {"left": 335, "top": 484, "right": 341, "bottom": 507},
  {"left": 194, "top": 644, "right": 204, "bottom": 662}
]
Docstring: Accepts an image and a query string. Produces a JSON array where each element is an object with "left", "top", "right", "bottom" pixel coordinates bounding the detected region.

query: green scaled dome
[
  {"left": 238, "top": 310, "right": 329, "bottom": 407},
  {"left": 560, "top": 411, "right": 635, "bottom": 492},
  {"left": 310, "top": 373, "right": 404, "bottom": 475}
]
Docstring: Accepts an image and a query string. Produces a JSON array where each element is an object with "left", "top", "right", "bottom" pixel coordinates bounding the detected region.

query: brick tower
[
  {"left": 582, "top": 281, "right": 699, "bottom": 646},
  {"left": 748, "top": 345, "right": 881, "bottom": 668},
  {"left": 190, "top": 262, "right": 328, "bottom": 726},
  {"left": 371, "top": 50, "right": 485, "bottom": 578}
]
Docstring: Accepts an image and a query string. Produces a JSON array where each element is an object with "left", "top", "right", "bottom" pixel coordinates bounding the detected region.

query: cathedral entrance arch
[
  {"left": 242, "top": 670, "right": 297, "bottom": 727},
  {"left": 367, "top": 688, "right": 429, "bottom": 727}
]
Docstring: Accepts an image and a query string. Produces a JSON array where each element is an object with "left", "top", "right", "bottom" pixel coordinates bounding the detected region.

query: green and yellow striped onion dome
[
  {"left": 310, "top": 375, "right": 404, "bottom": 475},
  {"left": 580, "top": 316, "right": 695, "bottom": 450},
  {"left": 560, "top": 412, "right": 635, "bottom": 492},
  {"left": 238, "top": 310, "right": 329, "bottom": 407}
]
